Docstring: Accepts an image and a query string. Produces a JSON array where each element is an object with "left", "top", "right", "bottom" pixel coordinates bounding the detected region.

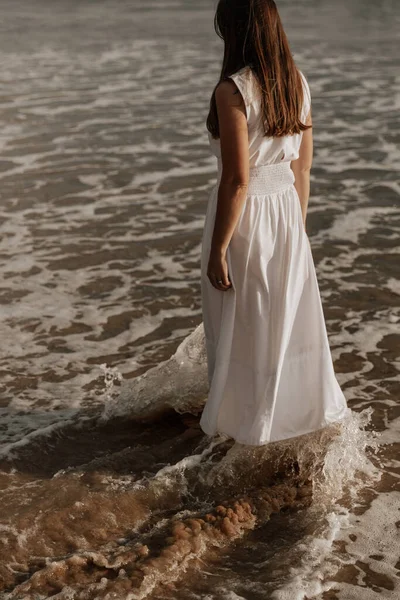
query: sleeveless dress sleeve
[
  {"left": 230, "top": 67, "right": 311, "bottom": 124},
  {"left": 299, "top": 70, "right": 311, "bottom": 122},
  {"left": 227, "top": 69, "right": 252, "bottom": 121}
]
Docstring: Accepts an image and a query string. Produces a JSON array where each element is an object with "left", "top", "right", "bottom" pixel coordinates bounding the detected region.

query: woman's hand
[{"left": 207, "top": 247, "right": 232, "bottom": 291}]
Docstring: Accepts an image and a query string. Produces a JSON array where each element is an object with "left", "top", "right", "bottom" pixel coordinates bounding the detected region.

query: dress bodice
[{"left": 208, "top": 66, "right": 311, "bottom": 168}]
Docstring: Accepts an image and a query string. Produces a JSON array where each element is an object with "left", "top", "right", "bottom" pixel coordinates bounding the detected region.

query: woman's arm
[
  {"left": 207, "top": 79, "right": 249, "bottom": 292},
  {"left": 290, "top": 108, "right": 313, "bottom": 230}
]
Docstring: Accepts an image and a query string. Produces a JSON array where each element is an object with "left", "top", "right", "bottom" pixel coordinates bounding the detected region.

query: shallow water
[{"left": 0, "top": 0, "right": 399, "bottom": 598}]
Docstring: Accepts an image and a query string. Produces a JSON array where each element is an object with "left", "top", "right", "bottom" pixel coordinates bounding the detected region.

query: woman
[{"left": 199, "top": 0, "right": 350, "bottom": 446}]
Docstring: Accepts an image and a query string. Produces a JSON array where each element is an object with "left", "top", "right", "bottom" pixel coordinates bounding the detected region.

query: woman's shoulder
[
  {"left": 223, "top": 65, "right": 311, "bottom": 114},
  {"left": 234, "top": 65, "right": 310, "bottom": 97},
  {"left": 227, "top": 66, "right": 260, "bottom": 105},
  {"left": 214, "top": 78, "right": 244, "bottom": 108}
]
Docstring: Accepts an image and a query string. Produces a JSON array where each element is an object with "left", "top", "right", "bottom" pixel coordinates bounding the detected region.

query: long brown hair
[{"left": 206, "top": 0, "right": 311, "bottom": 139}]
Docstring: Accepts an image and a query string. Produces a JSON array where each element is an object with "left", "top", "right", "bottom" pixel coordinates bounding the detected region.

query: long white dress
[{"left": 200, "top": 66, "right": 350, "bottom": 446}]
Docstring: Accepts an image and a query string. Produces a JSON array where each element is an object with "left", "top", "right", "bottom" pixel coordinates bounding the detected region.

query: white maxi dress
[{"left": 200, "top": 66, "right": 350, "bottom": 446}]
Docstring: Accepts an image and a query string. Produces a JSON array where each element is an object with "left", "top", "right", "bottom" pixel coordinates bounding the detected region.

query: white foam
[
  {"left": 322, "top": 206, "right": 400, "bottom": 244},
  {"left": 272, "top": 492, "right": 400, "bottom": 600}
]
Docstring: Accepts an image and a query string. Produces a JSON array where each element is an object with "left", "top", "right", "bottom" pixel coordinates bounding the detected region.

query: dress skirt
[{"left": 199, "top": 161, "right": 350, "bottom": 446}]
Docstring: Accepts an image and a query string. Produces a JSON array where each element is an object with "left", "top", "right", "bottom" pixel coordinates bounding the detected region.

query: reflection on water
[{"left": 0, "top": 0, "right": 399, "bottom": 598}]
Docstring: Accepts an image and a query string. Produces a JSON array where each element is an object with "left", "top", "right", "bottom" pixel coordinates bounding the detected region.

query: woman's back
[{"left": 208, "top": 66, "right": 311, "bottom": 167}]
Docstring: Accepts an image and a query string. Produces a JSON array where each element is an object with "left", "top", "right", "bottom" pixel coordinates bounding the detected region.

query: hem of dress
[{"left": 200, "top": 407, "right": 352, "bottom": 447}]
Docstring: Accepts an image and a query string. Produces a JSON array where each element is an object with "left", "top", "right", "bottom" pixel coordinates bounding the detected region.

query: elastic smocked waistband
[{"left": 216, "top": 161, "right": 295, "bottom": 196}]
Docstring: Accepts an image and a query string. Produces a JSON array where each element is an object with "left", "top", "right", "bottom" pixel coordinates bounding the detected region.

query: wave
[{"left": 0, "top": 325, "right": 380, "bottom": 599}]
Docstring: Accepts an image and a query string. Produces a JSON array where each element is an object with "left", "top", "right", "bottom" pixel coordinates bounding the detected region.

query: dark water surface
[{"left": 0, "top": 0, "right": 399, "bottom": 598}]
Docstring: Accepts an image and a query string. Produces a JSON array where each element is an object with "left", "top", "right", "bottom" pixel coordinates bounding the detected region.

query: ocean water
[{"left": 0, "top": 0, "right": 399, "bottom": 598}]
